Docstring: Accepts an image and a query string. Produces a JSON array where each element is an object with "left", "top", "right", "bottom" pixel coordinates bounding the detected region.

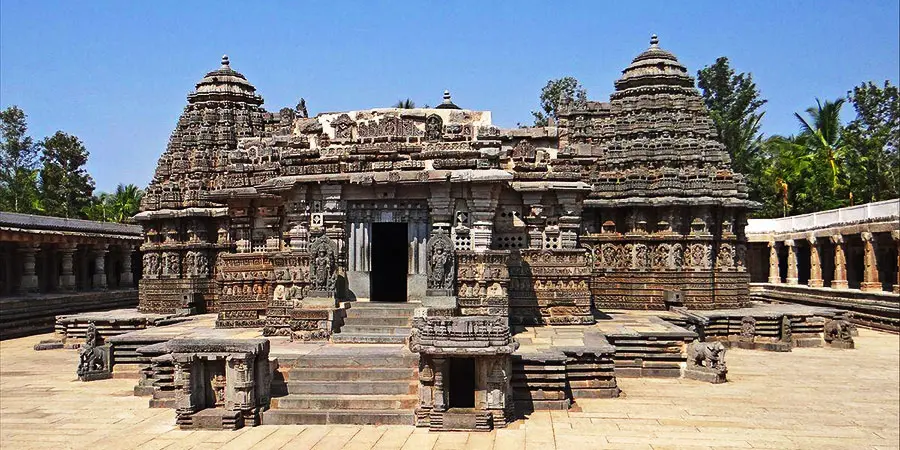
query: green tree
[
  {"left": 82, "top": 192, "right": 112, "bottom": 222},
  {"left": 393, "top": 98, "right": 416, "bottom": 109},
  {"left": 532, "top": 77, "right": 587, "bottom": 126},
  {"left": 0, "top": 106, "right": 41, "bottom": 213},
  {"left": 107, "top": 183, "right": 144, "bottom": 223},
  {"left": 697, "top": 57, "right": 767, "bottom": 177},
  {"left": 794, "top": 98, "right": 848, "bottom": 194},
  {"left": 842, "top": 80, "right": 900, "bottom": 203},
  {"left": 39, "top": 131, "right": 95, "bottom": 218},
  {"left": 757, "top": 98, "right": 852, "bottom": 217}
]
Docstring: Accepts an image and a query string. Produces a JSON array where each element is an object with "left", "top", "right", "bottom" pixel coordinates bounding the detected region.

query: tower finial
[
  {"left": 221, "top": 54, "right": 230, "bottom": 67},
  {"left": 443, "top": 90, "right": 452, "bottom": 103},
  {"left": 650, "top": 34, "right": 659, "bottom": 47}
]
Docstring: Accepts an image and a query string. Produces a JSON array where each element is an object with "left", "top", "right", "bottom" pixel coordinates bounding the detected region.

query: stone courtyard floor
[{"left": 1, "top": 330, "right": 898, "bottom": 450}]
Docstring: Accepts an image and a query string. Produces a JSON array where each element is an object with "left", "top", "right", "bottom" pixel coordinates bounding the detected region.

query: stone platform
[
  {"left": 0, "top": 289, "right": 139, "bottom": 340},
  {"left": 3, "top": 329, "right": 897, "bottom": 449},
  {"left": 751, "top": 282, "right": 900, "bottom": 333}
]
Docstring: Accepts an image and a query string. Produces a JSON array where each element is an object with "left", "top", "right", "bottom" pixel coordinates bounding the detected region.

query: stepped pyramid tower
[{"left": 558, "top": 35, "right": 755, "bottom": 309}]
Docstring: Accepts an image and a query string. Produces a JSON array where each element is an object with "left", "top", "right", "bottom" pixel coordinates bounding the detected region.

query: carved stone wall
[
  {"left": 216, "top": 254, "right": 273, "bottom": 328},
  {"left": 456, "top": 250, "right": 510, "bottom": 317},
  {"left": 507, "top": 249, "right": 593, "bottom": 324}
]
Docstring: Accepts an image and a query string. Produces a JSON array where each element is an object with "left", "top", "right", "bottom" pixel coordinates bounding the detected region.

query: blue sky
[{"left": 1, "top": 1, "right": 898, "bottom": 192}]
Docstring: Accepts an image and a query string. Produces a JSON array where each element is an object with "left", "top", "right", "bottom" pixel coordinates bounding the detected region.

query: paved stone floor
[{"left": 1, "top": 330, "right": 898, "bottom": 450}]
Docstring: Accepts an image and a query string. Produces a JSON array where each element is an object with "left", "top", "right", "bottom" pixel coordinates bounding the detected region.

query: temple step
[
  {"left": 262, "top": 409, "right": 415, "bottom": 426},
  {"left": 331, "top": 333, "right": 409, "bottom": 344},
  {"left": 271, "top": 394, "right": 418, "bottom": 410},
  {"left": 285, "top": 367, "right": 416, "bottom": 381},
  {"left": 334, "top": 301, "right": 416, "bottom": 344},
  {"left": 277, "top": 347, "right": 419, "bottom": 369},
  {"left": 340, "top": 316, "right": 411, "bottom": 326},
  {"left": 286, "top": 380, "right": 416, "bottom": 395},
  {"left": 339, "top": 325, "right": 412, "bottom": 335}
]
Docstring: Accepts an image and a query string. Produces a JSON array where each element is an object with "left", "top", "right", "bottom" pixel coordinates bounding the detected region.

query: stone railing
[{"left": 747, "top": 199, "right": 899, "bottom": 235}]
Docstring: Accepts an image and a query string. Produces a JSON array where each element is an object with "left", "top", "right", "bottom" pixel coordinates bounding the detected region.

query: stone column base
[
  {"left": 768, "top": 277, "right": 781, "bottom": 284},
  {"left": 860, "top": 282, "right": 883, "bottom": 292},
  {"left": 831, "top": 280, "right": 849, "bottom": 289},
  {"left": 19, "top": 275, "right": 39, "bottom": 294},
  {"left": 58, "top": 275, "right": 77, "bottom": 291},
  {"left": 120, "top": 273, "right": 134, "bottom": 287},
  {"left": 807, "top": 279, "right": 824, "bottom": 288},
  {"left": 786, "top": 278, "right": 798, "bottom": 285},
  {"left": 93, "top": 274, "right": 108, "bottom": 290}
]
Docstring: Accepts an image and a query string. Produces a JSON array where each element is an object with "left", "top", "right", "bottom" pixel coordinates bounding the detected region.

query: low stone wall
[
  {"left": 0, "top": 289, "right": 139, "bottom": 339},
  {"left": 750, "top": 283, "right": 899, "bottom": 333}
]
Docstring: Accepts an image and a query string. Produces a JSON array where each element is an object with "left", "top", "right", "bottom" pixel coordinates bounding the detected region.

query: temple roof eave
[
  {"left": 510, "top": 181, "right": 591, "bottom": 192},
  {"left": 133, "top": 207, "right": 230, "bottom": 221},
  {"left": 252, "top": 169, "right": 514, "bottom": 194},
  {"left": 583, "top": 197, "right": 760, "bottom": 209}
]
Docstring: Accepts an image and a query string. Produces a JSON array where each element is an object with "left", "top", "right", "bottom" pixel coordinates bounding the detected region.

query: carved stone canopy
[{"left": 409, "top": 316, "right": 518, "bottom": 355}]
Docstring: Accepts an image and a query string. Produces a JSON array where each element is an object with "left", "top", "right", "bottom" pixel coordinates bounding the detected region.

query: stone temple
[{"left": 36, "top": 35, "right": 892, "bottom": 431}]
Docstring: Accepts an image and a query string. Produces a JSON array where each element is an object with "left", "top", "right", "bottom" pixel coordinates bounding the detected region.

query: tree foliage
[
  {"left": 842, "top": 81, "right": 900, "bottom": 203},
  {"left": 532, "top": 77, "right": 587, "bottom": 126},
  {"left": 82, "top": 184, "right": 144, "bottom": 223},
  {"left": 38, "top": 131, "right": 95, "bottom": 218},
  {"left": 0, "top": 106, "right": 41, "bottom": 213},
  {"left": 393, "top": 98, "right": 416, "bottom": 109},
  {"left": 697, "top": 57, "right": 767, "bottom": 177}
]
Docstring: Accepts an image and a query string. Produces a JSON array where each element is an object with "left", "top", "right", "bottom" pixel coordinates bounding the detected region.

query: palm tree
[
  {"left": 108, "top": 184, "right": 143, "bottom": 223},
  {"left": 393, "top": 98, "right": 415, "bottom": 109},
  {"left": 794, "top": 98, "right": 847, "bottom": 192},
  {"left": 82, "top": 192, "right": 112, "bottom": 222}
]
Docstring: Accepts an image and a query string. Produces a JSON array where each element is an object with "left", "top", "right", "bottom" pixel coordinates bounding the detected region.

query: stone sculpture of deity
[
  {"left": 308, "top": 234, "right": 336, "bottom": 291},
  {"left": 427, "top": 229, "right": 455, "bottom": 290}
]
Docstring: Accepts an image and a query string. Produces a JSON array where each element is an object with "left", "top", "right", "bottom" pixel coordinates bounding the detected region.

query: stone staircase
[
  {"left": 263, "top": 346, "right": 419, "bottom": 425},
  {"left": 332, "top": 302, "right": 417, "bottom": 344}
]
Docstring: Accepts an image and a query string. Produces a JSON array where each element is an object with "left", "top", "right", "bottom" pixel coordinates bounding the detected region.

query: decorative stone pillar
[
  {"left": 807, "top": 235, "right": 823, "bottom": 287},
  {"left": 555, "top": 191, "right": 582, "bottom": 249},
  {"left": 119, "top": 244, "right": 134, "bottom": 287},
  {"left": 93, "top": 244, "right": 109, "bottom": 290},
  {"left": 892, "top": 230, "right": 900, "bottom": 294},
  {"left": 469, "top": 184, "right": 499, "bottom": 251},
  {"left": 58, "top": 243, "right": 78, "bottom": 291},
  {"left": 784, "top": 239, "right": 798, "bottom": 285},
  {"left": 17, "top": 243, "right": 40, "bottom": 294},
  {"left": 432, "top": 358, "right": 447, "bottom": 412},
  {"left": 521, "top": 192, "right": 545, "bottom": 250},
  {"left": 767, "top": 240, "right": 781, "bottom": 284},
  {"left": 860, "top": 232, "right": 881, "bottom": 292},
  {"left": 830, "top": 235, "right": 848, "bottom": 289}
]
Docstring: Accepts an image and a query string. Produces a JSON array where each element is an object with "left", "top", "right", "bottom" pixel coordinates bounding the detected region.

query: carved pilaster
[
  {"left": 433, "top": 358, "right": 447, "bottom": 412},
  {"left": 807, "top": 235, "right": 823, "bottom": 287},
  {"left": 17, "top": 243, "right": 39, "bottom": 294},
  {"left": 830, "top": 235, "right": 848, "bottom": 289},
  {"left": 860, "top": 232, "right": 881, "bottom": 292},
  {"left": 469, "top": 184, "right": 499, "bottom": 251},
  {"left": 522, "top": 192, "right": 545, "bottom": 250},
  {"left": 58, "top": 243, "right": 78, "bottom": 291},
  {"left": 784, "top": 239, "right": 798, "bottom": 285},
  {"left": 555, "top": 191, "right": 582, "bottom": 249},
  {"left": 767, "top": 240, "right": 780, "bottom": 284}
]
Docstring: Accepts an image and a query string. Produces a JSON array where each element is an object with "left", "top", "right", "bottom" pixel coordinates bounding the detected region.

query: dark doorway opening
[
  {"left": 448, "top": 358, "right": 476, "bottom": 409},
  {"left": 371, "top": 222, "right": 408, "bottom": 302}
]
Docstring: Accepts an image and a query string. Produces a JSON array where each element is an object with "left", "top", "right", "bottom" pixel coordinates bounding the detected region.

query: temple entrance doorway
[
  {"left": 371, "top": 222, "right": 408, "bottom": 302},
  {"left": 448, "top": 358, "right": 476, "bottom": 409}
]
